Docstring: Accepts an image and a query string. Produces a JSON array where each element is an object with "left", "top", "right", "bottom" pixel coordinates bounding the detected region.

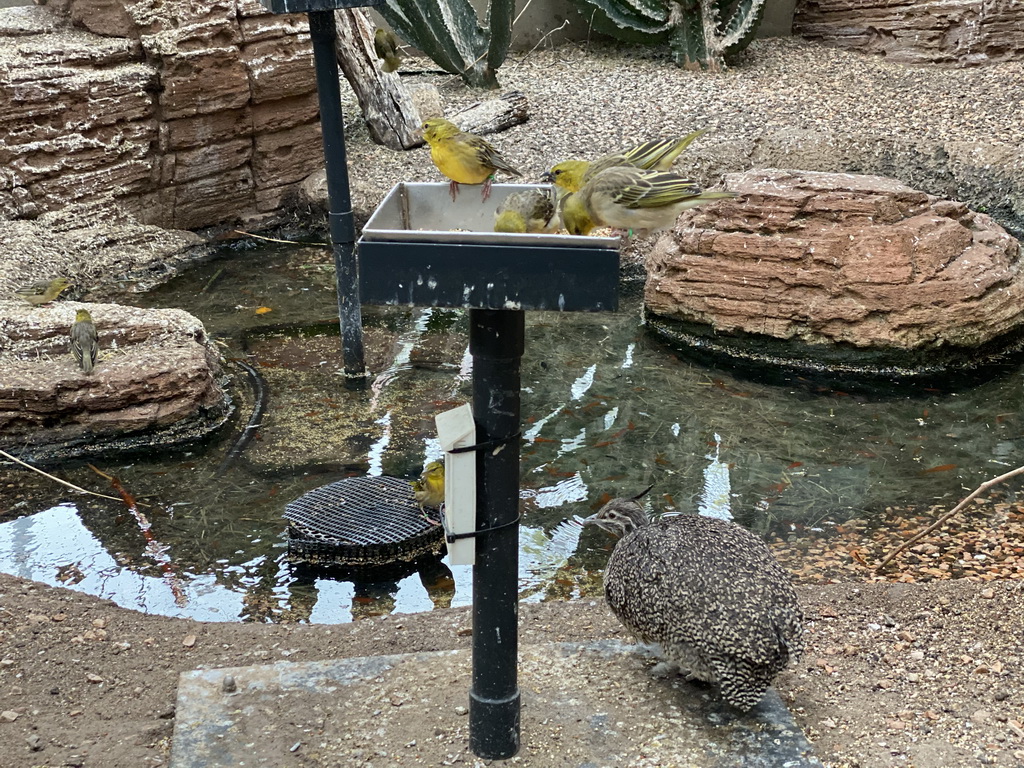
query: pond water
[{"left": 2, "top": 240, "right": 1022, "bottom": 622}]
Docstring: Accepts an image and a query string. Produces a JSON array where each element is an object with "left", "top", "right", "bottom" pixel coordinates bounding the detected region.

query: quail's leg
[{"left": 649, "top": 660, "right": 680, "bottom": 679}]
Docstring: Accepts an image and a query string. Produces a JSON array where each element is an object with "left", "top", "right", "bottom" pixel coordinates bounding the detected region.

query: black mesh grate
[{"left": 284, "top": 475, "right": 445, "bottom": 566}]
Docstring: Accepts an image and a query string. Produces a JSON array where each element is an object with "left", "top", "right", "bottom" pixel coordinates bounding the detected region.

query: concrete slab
[{"left": 170, "top": 640, "right": 822, "bottom": 767}]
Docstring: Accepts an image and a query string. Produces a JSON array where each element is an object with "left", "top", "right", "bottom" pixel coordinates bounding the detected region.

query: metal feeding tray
[
  {"left": 358, "top": 183, "right": 620, "bottom": 311},
  {"left": 284, "top": 475, "right": 444, "bottom": 567}
]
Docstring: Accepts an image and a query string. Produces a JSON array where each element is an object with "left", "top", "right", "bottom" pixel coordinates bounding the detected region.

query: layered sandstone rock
[
  {"left": 0, "top": 202, "right": 205, "bottom": 298},
  {"left": 645, "top": 169, "right": 1024, "bottom": 374},
  {"left": 794, "top": 0, "right": 1024, "bottom": 66},
  {"left": 0, "top": 301, "right": 230, "bottom": 462},
  {"left": 0, "top": 0, "right": 320, "bottom": 231}
]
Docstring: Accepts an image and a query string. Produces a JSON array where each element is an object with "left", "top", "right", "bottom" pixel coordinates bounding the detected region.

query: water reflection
[
  {"left": 699, "top": 434, "right": 733, "bottom": 522},
  {"left": 1, "top": 241, "right": 1022, "bottom": 622},
  {"left": 0, "top": 504, "right": 244, "bottom": 620}
]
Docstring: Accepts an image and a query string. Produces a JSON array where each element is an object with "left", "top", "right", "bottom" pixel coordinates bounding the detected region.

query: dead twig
[
  {"left": 0, "top": 448, "right": 127, "bottom": 504},
  {"left": 876, "top": 464, "right": 1024, "bottom": 571},
  {"left": 232, "top": 230, "right": 328, "bottom": 247},
  {"left": 511, "top": 19, "right": 570, "bottom": 68}
]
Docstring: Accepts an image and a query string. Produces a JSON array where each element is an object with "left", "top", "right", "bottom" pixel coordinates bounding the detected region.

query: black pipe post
[
  {"left": 468, "top": 307, "right": 523, "bottom": 760},
  {"left": 308, "top": 10, "right": 366, "bottom": 388}
]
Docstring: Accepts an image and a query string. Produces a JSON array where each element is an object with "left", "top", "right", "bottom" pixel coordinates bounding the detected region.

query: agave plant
[
  {"left": 572, "top": 0, "right": 767, "bottom": 70},
  {"left": 378, "top": 0, "right": 514, "bottom": 89}
]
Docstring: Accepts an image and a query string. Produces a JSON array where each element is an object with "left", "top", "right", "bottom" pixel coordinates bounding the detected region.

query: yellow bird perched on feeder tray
[
  {"left": 544, "top": 130, "right": 707, "bottom": 194},
  {"left": 421, "top": 118, "right": 522, "bottom": 202},
  {"left": 411, "top": 460, "right": 445, "bottom": 514},
  {"left": 494, "top": 188, "right": 558, "bottom": 234},
  {"left": 558, "top": 192, "right": 596, "bottom": 237},
  {"left": 576, "top": 166, "right": 735, "bottom": 238}
]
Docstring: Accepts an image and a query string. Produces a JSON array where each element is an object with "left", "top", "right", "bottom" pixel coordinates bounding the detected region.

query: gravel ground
[
  {"left": 0, "top": 572, "right": 1022, "bottom": 768},
  {"left": 339, "top": 37, "right": 1024, "bottom": 218}
]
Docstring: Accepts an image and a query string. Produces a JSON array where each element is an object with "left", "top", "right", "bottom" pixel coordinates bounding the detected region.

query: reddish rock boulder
[
  {"left": 0, "top": 301, "right": 230, "bottom": 463},
  {"left": 645, "top": 169, "right": 1024, "bottom": 376}
]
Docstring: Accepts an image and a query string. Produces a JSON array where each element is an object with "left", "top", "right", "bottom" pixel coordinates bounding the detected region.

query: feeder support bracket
[{"left": 436, "top": 403, "right": 478, "bottom": 565}]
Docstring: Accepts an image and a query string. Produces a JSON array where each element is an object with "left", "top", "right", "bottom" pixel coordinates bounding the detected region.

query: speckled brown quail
[{"left": 584, "top": 494, "right": 803, "bottom": 711}]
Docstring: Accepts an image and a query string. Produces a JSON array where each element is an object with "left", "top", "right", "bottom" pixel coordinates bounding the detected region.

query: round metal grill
[{"left": 284, "top": 475, "right": 445, "bottom": 566}]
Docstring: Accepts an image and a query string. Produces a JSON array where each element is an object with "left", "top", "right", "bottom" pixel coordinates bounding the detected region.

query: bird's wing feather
[
  {"left": 462, "top": 133, "right": 521, "bottom": 176},
  {"left": 623, "top": 129, "right": 707, "bottom": 171},
  {"left": 606, "top": 171, "right": 704, "bottom": 209}
]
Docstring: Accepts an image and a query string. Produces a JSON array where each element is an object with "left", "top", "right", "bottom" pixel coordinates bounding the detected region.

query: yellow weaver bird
[
  {"left": 411, "top": 460, "right": 445, "bottom": 512},
  {"left": 373, "top": 28, "right": 402, "bottom": 73},
  {"left": 494, "top": 188, "right": 557, "bottom": 233},
  {"left": 16, "top": 277, "right": 72, "bottom": 306},
  {"left": 70, "top": 308, "right": 99, "bottom": 374},
  {"left": 577, "top": 166, "right": 735, "bottom": 237},
  {"left": 421, "top": 118, "right": 522, "bottom": 202},
  {"left": 545, "top": 130, "right": 707, "bottom": 194},
  {"left": 558, "top": 192, "right": 595, "bottom": 236}
]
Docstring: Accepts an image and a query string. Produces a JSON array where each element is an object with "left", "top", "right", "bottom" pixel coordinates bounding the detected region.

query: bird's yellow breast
[{"left": 430, "top": 143, "right": 493, "bottom": 185}]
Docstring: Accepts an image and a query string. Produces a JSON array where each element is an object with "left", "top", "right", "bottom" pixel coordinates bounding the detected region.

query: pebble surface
[{"left": 343, "top": 37, "right": 1024, "bottom": 210}]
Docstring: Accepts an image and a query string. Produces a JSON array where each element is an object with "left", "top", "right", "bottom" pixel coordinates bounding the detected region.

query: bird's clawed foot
[{"left": 650, "top": 661, "right": 681, "bottom": 679}]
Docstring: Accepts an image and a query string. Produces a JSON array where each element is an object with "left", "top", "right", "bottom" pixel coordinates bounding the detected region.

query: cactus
[
  {"left": 572, "top": 0, "right": 766, "bottom": 71},
  {"left": 379, "top": 0, "right": 513, "bottom": 89}
]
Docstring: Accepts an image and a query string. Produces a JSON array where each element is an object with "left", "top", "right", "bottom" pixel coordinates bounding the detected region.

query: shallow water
[{"left": 2, "top": 241, "right": 1022, "bottom": 622}]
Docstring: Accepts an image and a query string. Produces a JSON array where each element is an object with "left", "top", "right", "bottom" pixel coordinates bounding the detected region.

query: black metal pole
[
  {"left": 468, "top": 308, "right": 523, "bottom": 760},
  {"left": 308, "top": 10, "right": 365, "bottom": 388}
]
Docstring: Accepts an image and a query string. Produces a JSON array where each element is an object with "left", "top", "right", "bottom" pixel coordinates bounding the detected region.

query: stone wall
[
  {"left": 0, "top": 0, "right": 321, "bottom": 231},
  {"left": 794, "top": 0, "right": 1024, "bottom": 66}
]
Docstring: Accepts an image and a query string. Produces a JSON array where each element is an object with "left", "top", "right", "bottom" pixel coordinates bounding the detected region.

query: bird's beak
[
  {"left": 540, "top": 171, "right": 554, "bottom": 184},
  {"left": 580, "top": 513, "right": 600, "bottom": 526}
]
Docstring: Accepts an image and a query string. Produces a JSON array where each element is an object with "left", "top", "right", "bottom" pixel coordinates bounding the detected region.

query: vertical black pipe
[
  {"left": 308, "top": 10, "right": 366, "bottom": 388},
  {"left": 468, "top": 308, "right": 523, "bottom": 760}
]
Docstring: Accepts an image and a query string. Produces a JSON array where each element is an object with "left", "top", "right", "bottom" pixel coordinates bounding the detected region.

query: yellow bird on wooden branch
[
  {"left": 421, "top": 118, "right": 522, "bottom": 202},
  {"left": 577, "top": 166, "right": 735, "bottom": 237},
  {"left": 373, "top": 28, "right": 402, "bottom": 73}
]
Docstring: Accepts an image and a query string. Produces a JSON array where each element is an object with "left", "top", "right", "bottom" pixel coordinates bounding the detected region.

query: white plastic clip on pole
[{"left": 435, "top": 403, "right": 477, "bottom": 565}]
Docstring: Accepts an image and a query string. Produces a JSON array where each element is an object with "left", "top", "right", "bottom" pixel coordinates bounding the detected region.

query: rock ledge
[{"left": 0, "top": 301, "right": 231, "bottom": 463}]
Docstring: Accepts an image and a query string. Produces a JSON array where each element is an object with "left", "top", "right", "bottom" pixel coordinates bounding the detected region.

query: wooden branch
[
  {"left": 450, "top": 90, "right": 529, "bottom": 136},
  {"left": 875, "top": 464, "right": 1024, "bottom": 571},
  {"left": 334, "top": 10, "right": 424, "bottom": 150}
]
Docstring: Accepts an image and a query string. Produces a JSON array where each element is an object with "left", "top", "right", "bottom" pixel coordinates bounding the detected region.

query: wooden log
[
  {"left": 450, "top": 90, "right": 529, "bottom": 136},
  {"left": 334, "top": 9, "right": 424, "bottom": 151},
  {"left": 334, "top": 12, "right": 528, "bottom": 150}
]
